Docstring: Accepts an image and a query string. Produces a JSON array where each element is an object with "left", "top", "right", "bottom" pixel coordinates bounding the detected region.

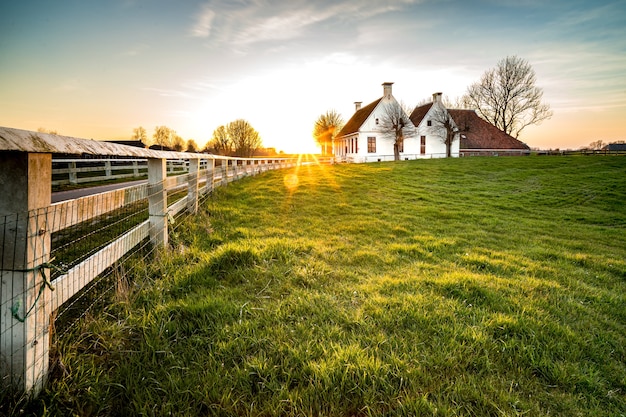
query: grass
[{"left": 10, "top": 155, "right": 626, "bottom": 416}]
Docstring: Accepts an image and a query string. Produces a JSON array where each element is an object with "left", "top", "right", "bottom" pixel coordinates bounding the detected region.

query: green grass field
[{"left": 17, "top": 156, "right": 626, "bottom": 416}]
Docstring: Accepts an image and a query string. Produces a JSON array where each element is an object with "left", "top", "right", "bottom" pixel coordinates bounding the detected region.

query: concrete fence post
[
  {"left": 187, "top": 158, "right": 199, "bottom": 214},
  {"left": 148, "top": 158, "right": 168, "bottom": 248},
  {"left": 0, "top": 152, "right": 52, "bottom": 395}
]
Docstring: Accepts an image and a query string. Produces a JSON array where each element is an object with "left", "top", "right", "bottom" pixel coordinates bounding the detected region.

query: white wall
[{"left": 335, "top": 94, "right": 460, "bottom": 162}]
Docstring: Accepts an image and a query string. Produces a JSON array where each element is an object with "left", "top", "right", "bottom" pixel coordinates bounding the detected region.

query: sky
[{"left": 1, "top": 0, "right": 625, "bottom": 153}]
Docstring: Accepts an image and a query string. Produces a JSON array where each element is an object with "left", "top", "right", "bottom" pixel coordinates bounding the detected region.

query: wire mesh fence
[{"left": 0, "top": 149, "right": 296, "bottom": 396}]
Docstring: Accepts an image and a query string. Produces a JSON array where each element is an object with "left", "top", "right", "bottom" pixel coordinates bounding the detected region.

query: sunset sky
[{"left": 1, "top": 0, "right": 624, "bottom": 153}]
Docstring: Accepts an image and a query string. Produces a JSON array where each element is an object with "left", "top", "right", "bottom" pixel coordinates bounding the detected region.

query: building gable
[
  {"left": 409, "top": 102, "right": 434, "bottom": 127},
  {"left": 336, "top": 98, "right": 383, "bottom": 138}
]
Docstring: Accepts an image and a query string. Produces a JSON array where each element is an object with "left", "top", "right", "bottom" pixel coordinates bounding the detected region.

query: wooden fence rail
[
  {"left": 51, "top": 158, "right": 204, "bottom": 186},
  {"left": 0, "top": 127, "right": 296, "bottom": 396}
]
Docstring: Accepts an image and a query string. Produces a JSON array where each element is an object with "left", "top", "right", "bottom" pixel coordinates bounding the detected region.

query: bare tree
[
  {"left": 428, "top": 106, "right": 457, "bottom": 158},
  {"left": 37, "top": 127, "right": 58, "bottom": 135},
  {"left": 186, "top": 139, "right": 199, "bottom": 153},
  {"left": 463, "top": 55, "right": 552, "bottom": 138},
  {"left": 172, "top": 134, "right": 185, "bottom": 152},
  {"left": 132, "top": 126, "right": 148, "bottom": 144},
  {"left": 313, "top": 110, "right": 344, "bottom": 156},
  {"left": 153, "top": 126, "right": 173, "bottom": 150},
  {"left": 377, "top": 101, "right": 416, "bottom": 160},
  {"left": 206, "top": 125, "right": 232, "bottom": 155},
  {"left": 227, "top": 119, "right": 262, "bottom": 157},
  {"left": 588, "top": 140, "right": 606, "bottom": 150}
]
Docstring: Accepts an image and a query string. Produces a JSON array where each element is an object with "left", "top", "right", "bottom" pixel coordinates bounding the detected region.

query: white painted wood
[
  {"left": 148, "top": 158, "right": 168, "bottom": 248},
  {"left": 50, "top": 221, "right": 149, "bottom": 311},
  {"left": 0, "top": 153, "right": 52, "bottom": 395},
  {"left": 187, "top": 159, "right": 199, "bottom": 214},
  {"left": 47, "top": 185, "right": 148, "bottom": 233}
]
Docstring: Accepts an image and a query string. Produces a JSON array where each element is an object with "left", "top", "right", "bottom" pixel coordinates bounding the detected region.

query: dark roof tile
[
  {"left": 409, "top": 103, "right": 434, "bottom": 127},
  {"left": 448, "top": 109, "right": 530, "bottom": 150},
  {"left": 336, "top": 98, "right": 383, "bottom": 138}
]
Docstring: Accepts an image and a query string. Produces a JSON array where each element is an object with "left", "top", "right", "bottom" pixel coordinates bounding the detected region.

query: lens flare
[{"left": 283, "top": 173, "right": 299, "bottom": 190}]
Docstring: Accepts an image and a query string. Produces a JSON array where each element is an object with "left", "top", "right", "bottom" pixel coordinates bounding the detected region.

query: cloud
[
  {"left": 191, "top": 5, "right": 216, "bottom": 38},
  {"left": 191, "top": 0, "right": 421, "bottom": 46}
]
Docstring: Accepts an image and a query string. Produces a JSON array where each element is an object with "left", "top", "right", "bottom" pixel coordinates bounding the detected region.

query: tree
[
  {"left": 427, "top": 106, "right": 459, "bottom": 158},
  {"left": 463, "top": 55, "right": 552, "bottom": 139},
  {"left": 588, "top": 140, "right": 606, "bottom": 150},
  {"left": 227, "top": 119, "right": 262, "bottom": 157},
  {"left": 153, "top": 126, "right": 173, "bottom": 150},
  {"left": 206, "top": 125, "right": 232, "bottom": 155},
  {"left": 172, "top": 134, "right": 185, "bottom": 152},
  {"left": 377, "top": 101, "right": 416, "bottom": 161},
  {"left": 132, "top": 126, "right": 147, "bottom": 144},
  {"left": 313, "top": 110, "right": 344, "bottom": 156},
  {"left": 186, "top": 139, "right": 199, "bottom": 153}
]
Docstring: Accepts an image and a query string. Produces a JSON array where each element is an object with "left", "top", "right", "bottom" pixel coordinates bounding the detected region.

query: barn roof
[
  {"left": 603, "top": 143, "right": 626, "bottom": 151},
  {"left": 448, "top": 110, "right": 530, "bottom": 150}
]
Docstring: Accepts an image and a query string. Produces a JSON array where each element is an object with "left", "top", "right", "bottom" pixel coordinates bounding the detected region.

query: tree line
[
  {"left": 131, "top": 119, "right": 263, "bottom": 157},
  {"left": 313, "top": 55, "right": 553, "bottom": 159}
]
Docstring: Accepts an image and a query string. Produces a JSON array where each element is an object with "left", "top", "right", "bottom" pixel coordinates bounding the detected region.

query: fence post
[
  {"left": 148, "top": 158, "right": 168, "bottom": 248},
  {"left": 205, "top": 159, "right": 215, "bottom": 194},
  {"left": 0, "top": 152, "right": 52, "bottom": 395},
  {"left": 68, "top": 161, "right": 77, "bottom": 184},
  {"left": 104, "top": 160, "right": 112, "bottom": 178},
  {"left": 187, "top": 158, "right": 199, "bottom": 214}
]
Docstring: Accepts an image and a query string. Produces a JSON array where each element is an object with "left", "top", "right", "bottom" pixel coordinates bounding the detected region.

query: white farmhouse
[
  {"left": 333, "top": 83, "right": 530, "bottom": 162},
  {"left": 334, "top": 83, "right": 459, "bottom": 162},
  {"left": 409, "top": 92, "right": 461, "bottom": 158}
]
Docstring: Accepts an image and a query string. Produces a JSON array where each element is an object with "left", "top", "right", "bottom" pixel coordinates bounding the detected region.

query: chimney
[
  {"left": 382, "top": 82, "right": 394, "bottom": 98},
  {"left": 432, "top": 92, "right": 443, "bottom": 103},
  {"left": 354, "top": 102, "right": 362, "bottom": 112}
]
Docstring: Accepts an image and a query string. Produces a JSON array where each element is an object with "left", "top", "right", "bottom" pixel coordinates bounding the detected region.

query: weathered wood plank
[
  {"left": 48, "top": 184, "right": 149, "bottom": 233},
  {"left": 50, "top": 220, "right": 149, "bottom": 312}
]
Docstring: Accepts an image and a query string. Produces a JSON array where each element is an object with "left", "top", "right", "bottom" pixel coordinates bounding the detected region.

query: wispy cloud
[
  {"left": 143, "top": 87, "right": 197, "bottom": 99},
  {"left": 191, "top": 0, "right": 421, "bottom": 46},
  {"left": 191, "top": 4, "right": 216, "bottom": 38}
]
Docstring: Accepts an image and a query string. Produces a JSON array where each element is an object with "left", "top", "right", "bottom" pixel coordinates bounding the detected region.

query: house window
[
  {"left": 420, "top": 136, "right": 426, "bottom": 154},
  {"left": 427, "top": 120, "right": 432, "bottom": 126},
  {"left": 368, "top": 137, "right": 376, "bottom": 153}
]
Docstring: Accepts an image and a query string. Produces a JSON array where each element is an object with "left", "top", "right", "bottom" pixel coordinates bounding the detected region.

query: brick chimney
[
  {"left": 382, "top": 82, "right": 394, "bottom": 98},
  {"left": 432, "top": 92, "right": 443, "bottom": 103},
  {"left": 354, "top": 102, "right": 362, "bottom": 112}
]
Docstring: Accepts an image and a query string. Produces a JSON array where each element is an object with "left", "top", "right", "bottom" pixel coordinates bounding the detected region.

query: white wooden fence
[
  {"left": 51, "top": 158, "right": 203, "bottom": 186},
  {"left": 0, "top": 127, "right": 296, "bottom": 396}
]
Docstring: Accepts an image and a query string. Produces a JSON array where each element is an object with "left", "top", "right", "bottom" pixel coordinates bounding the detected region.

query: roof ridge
[{"left": 336, "top": 97, "right": 383, "bottom": 138}]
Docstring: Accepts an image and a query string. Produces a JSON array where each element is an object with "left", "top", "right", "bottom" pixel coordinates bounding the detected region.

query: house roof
[
  {"left": 336, "top": 98, "right": 383, "bottom": 138},
  {"left": 408, "top": 102, "right": 434, "bottom": 127},
  {"left": 448, "top": 109, "right": 530, "bottom": 150}
]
